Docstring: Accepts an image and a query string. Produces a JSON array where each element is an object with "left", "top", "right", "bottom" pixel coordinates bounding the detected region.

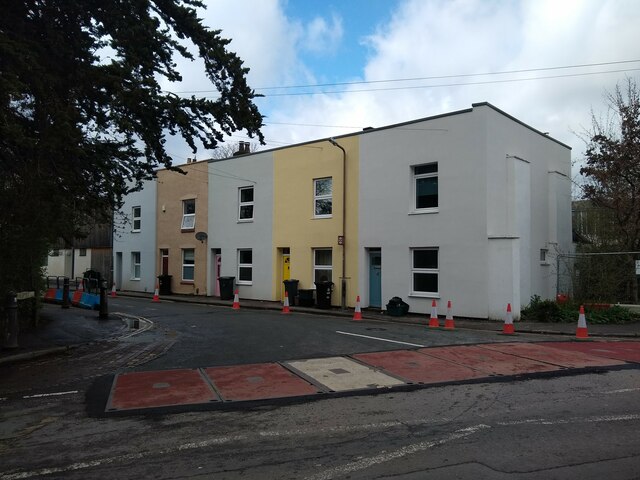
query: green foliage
[
  {"left": 521, "top": 295, "right": 640, "bottom": 324},
  {"left": 0, "top": 0, "right": 264, "bottom": 297}
]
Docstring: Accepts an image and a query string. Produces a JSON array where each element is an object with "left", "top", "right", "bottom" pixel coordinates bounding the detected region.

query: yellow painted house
[{"left": 271, "top": 137, "right": 360, "bottom": 308}]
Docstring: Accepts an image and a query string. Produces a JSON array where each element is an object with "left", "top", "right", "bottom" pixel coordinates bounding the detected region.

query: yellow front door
[{"left": 282, "top": 255, "right": 290, "bottom": 300}]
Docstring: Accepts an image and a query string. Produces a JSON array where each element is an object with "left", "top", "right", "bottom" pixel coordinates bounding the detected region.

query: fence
[{"left": 557, "top": 251, "right": 640, "bottom": 304}]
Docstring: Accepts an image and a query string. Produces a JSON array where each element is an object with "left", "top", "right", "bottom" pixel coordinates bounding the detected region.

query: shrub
[{"left": 521, "top": 295, "right": 640, "bottom": 324}]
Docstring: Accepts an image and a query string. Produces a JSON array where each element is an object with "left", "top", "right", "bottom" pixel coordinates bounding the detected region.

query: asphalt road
[
  {"left": 108, "top": 297, "right": 568, "bottom": 370},
  {"left": 1, "top": 298, "right": 639, "bottom": 479}
]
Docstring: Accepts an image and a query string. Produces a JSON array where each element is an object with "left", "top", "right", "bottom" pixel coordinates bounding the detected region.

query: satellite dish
[{"left": 195, "top": 231, "right": 208, "bottom": 243}]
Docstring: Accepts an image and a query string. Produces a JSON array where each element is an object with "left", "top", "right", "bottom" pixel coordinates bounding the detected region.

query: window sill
[
  {"left": 131, "top": 230, "right": 141, "bottom": 234},
  {"left": 540, "top": 262, "right": 551, "bottom": 266},
  {"left": 181, "top": 228, "right": 195, "bottom": 233},
  {"left": 408, "top": 293, "right": 440, "bottom": 299},
  {"left": 130, "top": 278, "right": 140, "bottom": 281},
  {"left": 312, "top": 215, "right": 333, "bottom": 220},
  {"left": 408, "top": 208, "right": 439, "bottom": 215},
  {"left": 237, "top": 219, "right": 254, "bottom": 224},
  {"left": 180, "top": 280, "right": 194, "bottom": 285}
]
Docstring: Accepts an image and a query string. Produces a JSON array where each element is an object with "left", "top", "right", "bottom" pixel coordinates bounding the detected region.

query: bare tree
[
  {"left": 209, "top": 141, "right": 260, "bottom": 159},
  {"left": 579, "top": 78, "right": 640, "bottom": 301}
]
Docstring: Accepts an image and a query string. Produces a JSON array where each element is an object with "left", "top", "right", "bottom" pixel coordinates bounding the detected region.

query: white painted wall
[
  {"left": 112, "top": 180, "right": 157, "bottom": 292},
  {"left": 359, "top": 103, "right": 571, "bottom": 319},
  {"left": 208, "top": 152, "right": 274, "bottom": 299}
]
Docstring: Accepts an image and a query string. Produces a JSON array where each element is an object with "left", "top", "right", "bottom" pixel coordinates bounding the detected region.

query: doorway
[
  {"left": 213, "top": 250, "right": 221, "bottom": 297},
  {"left": 368, "top": 249, "right": 381, "bottom": 308},
  {"left": 160, "top": 249, "right": 169, "bottom": 275}
]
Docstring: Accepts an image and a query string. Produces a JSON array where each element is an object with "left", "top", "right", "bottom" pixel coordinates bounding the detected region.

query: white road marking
[
  {"left": 22, "top": 391, "right": 79, "bottom": 399},
  {"left": 497, "top": 413, "right": 640, "bottom": 426},
  {"left": 303, "top": 424, "right": 491, "bottom": 480},
  {"left": 336, "top": 331, "right": 426, "bottom": 347},
  {"left": 602, "top": 387, "right": 640, "bottom": 394}
]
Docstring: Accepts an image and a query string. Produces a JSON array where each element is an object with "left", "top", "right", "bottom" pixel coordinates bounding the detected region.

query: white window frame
[
  {"left": 313, "top": 248, "right": 333, "bottom": 284},
  {"left": 237, "top": 249, "right": 253, "bottom": 285},
  {"left": 412, "top": 163, "right": 438, "bottom": 213},
  {"left": 410, "top": 248, "right": 438, "bottom": 296},
  {"left": 238, "top": 186, "right": 254, "bottom": 222},
  {"left": 182, "top": 249, "right": 195, "bottom": 281},
  {"left": 313, "top": 177, "right": 332, "bottom": 218},
  {"left": 181, "top": 199, "right": 196, "bottom": 230},
  {"left": 131, "top": 251, "right": 141, "bottom": 280},
  {"left": 132, "top": 206, "right": 141, "bottom": 232}
]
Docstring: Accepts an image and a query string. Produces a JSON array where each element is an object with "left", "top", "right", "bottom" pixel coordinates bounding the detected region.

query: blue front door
[{"left": 369, "top": 251, "right": 382, "bottom": 308}]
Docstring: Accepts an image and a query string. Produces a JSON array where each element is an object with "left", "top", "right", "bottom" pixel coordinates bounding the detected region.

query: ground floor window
[
  {"left": 182, "top": 249, "right": 195, "bottom": 281},
  {"left": 411, "top": 248, "right": 438, "bottom": 294},
  {"left": 313, "top": 248, "right": 333, "bottom": 283},
  {"left": 131, "top": 252, "right": 141, "bottom": 280},
  {"left": 237, "top": 249, "right": 253, "bottom": 284}
]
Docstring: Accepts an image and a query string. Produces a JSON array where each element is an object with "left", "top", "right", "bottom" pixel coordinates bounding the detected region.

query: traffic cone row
[
  {"left": 232, "top": 289, "right": 240, "bottom": 309},
  {"left": 444, "top": 300, "right": 455, "bottom": 330},
  {"left": 501, "top": 303, "right": 515, "bottom": 335},
  {"left": 282, "top": 291, "right": 291, "bottom": 314},
  {"left": 576, "top": 305, "right": 588, "bottom": 339},
  {"left": 353, "top": 295, "right": 362, "bottom": 321},
  {"left": 428, "top": 300, "right": 439, "bottom": 328}
]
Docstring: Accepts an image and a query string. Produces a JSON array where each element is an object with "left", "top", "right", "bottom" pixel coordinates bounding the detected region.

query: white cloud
[
  {"left": 303, "top": 14, "right": 344, "bottom": 54},
  {"left": 162, "top": 0, "right": 640, "bottom": 169},
  {"left": 264, "top": 0, "right": 640, "bottom": 164}
]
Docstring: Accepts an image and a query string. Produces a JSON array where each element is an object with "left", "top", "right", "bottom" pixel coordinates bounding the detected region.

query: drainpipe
[{"left": 328, "top": 138, "right": 347, "bottom": 310}]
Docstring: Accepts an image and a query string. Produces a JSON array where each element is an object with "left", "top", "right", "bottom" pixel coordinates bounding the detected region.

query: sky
[{"left": 164, "top": 0, "right": 640, "bottom": 179}]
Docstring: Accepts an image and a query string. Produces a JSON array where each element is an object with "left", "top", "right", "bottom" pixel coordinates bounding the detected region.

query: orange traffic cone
[
  {"left": 444, "top": 300, "right": 455, "bottom": 330},
  {"left": 576, "top": 305, "right": 589, "bottom": 339},
  {"left": 232, "top": 289, "right": 240, "bottom": 309},
  {"left": 428, "top": 300, "right": 439, "bottom": 328},
  {"left": 78, "top": 279, "right": 84, "bottom": 292},
  {"left": 353, "top": 295, "right": 362, "bottom": 321},
  {"left": 110, "top": 282, "right": 117, "bottom": 298},
  {"left": 501, "top": 303, "right": 515, "bottom": 335},
  {"left": 282, "top": 291, "right": 291, "bottom": 314},
  {"left": 152, "top": 282, "right": 160, "bottom": 302}
]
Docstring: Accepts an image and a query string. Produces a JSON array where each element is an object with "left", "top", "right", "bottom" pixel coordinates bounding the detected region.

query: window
[
  {"left": 313, "top": 248, "right": 333, "bottom": 283},
  {"left": 411, "top": 248, "right": 438, "bottom": 295},
  {"left": 413, "top": 163, "right": 438, "bottom": 211},
  {"left": 131, "top": 252, "right": 141, "bottom": 280},
  {"left": 237, "top": 249, "right": 253, "bottom": 284},
  {"left": 540, "top": 249, "right": 549, "bottom": 264},
  {"left": 132, "top": 206, "right": 141, "bottom": 231},
  {"left": 238, "top": 186, "right": 254, "bottom": 221},
  {"left": 182, "top": 249, "right": 195, "bottom": 281},
  {"left": 181, "top": 199, "right": 196, "bottom": 230},
  {"left": 78, "top": 248, "right": 87, "bottom": 257},
  {"left": 314, "top": 177, "right": 332, "bottom": 217}
]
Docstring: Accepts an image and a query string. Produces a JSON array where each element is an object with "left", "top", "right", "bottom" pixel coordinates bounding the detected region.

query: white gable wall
[{"left": 359, "top": 104, "right": 571, "bottom": 319}]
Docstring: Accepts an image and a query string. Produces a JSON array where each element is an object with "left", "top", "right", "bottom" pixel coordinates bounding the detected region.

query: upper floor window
[
  {"left": 182, "top": 199, "right": 196, "bottom": 230},
  {"left": 132, "top": 206, "right": 141, "bottom": 232},
  {"left": 238, "top": 186, "right": 254, "bottom": 221},
  {"left": 314, "top": 177, "right": 332, "bottom": 218},
  {"left": 411, "top": 248, "right": 438, "bottom": 295},
  {"left": 413, "top": 163, "right": 438, "bottom": 211}
]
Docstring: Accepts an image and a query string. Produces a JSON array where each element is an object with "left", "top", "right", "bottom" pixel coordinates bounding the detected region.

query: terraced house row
[{"left": 112, "top": 102, "right": 572, "bottom": 319}]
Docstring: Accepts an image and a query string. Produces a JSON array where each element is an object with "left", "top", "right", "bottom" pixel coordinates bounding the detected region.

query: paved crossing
[{"left": 103, "top": 341, "right": 639, "bottom": 415}]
